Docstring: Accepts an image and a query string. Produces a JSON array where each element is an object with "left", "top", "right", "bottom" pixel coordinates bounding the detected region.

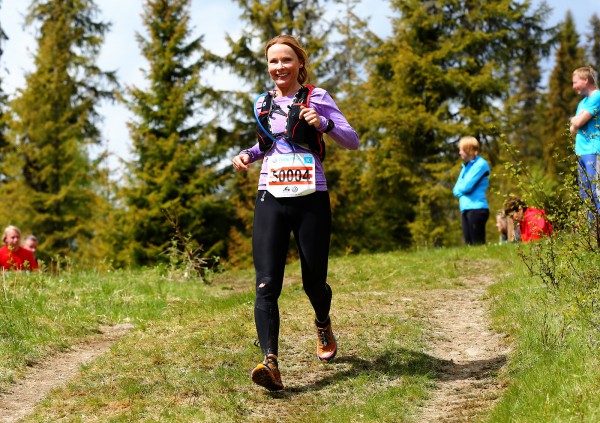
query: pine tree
[
  {"left": 122, "top": 0, "right": 231, "bottom": 265},
  {"left": 361, "top": 0, "right": 556, "bottom": 248},
  {"left": 542, "top": 12, "right": 584, "bottom": 179},
  {"left": 500, "top": 2, "right": 555, "bottom": 168},
  {"left": 320, "top": 0, "right": 380, "bottom": 253},
  {"left": 587, "top": 14, "right": 600, "bottom": 72},
  {"left": 4, "top": 0, "right": 116, "bottom": 261},
  {"left": 320, "top": 0, "right": 374, "bottom": 92},
  {"left": 0, "top": 1, "right": 9, "bottom": 159}
]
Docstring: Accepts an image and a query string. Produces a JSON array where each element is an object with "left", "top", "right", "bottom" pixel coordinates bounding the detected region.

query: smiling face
[
  {"left": 572, "top": 74, "right": 590, "bottom": 96},
  {"left": 267, "top": 43, "right": 303, "bottom": 96},
  {"left": 4, "top": 229, "right": 20, "bottom": 249}
]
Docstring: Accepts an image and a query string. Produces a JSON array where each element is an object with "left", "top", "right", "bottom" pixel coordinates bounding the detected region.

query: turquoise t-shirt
[{"left": 575, "top": 90, "right": 600, "bottom": 156}]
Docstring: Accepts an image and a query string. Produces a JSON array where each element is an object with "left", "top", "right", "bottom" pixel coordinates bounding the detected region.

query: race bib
[{"left": 266, "top": 153, "right": 316, "bottom": 197}]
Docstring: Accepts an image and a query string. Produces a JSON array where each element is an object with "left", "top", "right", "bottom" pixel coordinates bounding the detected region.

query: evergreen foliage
[
  {"left": 122, "top": 0, "right": 232, "bottom": 266},
  {"left": 357, "top": 0, "right": 554, "bottom": 248},
  {"left": 587, "top": 14, "right": 600, "bottom": 72},
  {"left": 1, "top": 1, "right": 598, "bottom": 267},
  {"left": 500, "top": 2, "right": 555, "bottom": 170},
  {"left": 320, "top": 0, "right": 375, "bottom": 92},
  {"left": 542, "top": 12, "right": 583, "bottom": 179},
  {"left": 2, "top": 0, "right": 117, "bottom": 262},
  {"left": 323, "top": 0, "right": 382, "bottom": 254},
  {"left": 0, "top": 1, "right": 7, "bottom": 156}
]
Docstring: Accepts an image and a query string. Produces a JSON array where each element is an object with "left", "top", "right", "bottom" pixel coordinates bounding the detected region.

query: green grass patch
[
  {"left": 2, "top": 243, "right": 599, "bottom": 421},
  {"left": 488, "top": 255, "right": 600, "bottom": 423}
]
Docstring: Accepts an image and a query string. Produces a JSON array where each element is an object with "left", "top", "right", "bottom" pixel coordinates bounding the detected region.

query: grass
[
  {"left": 1, "top": 244, "right": 599, "bottom": 421},
  {"left": 488, "top": 247, "right": 600, "bottom": 423}
]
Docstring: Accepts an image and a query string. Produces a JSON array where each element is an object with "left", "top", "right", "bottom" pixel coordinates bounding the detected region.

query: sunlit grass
[
  {"left": 2, "top": 244, "right": 599, "bottom": 421},
  {"left": 488, "top": 261, "right": 600, "bottom": 422}
]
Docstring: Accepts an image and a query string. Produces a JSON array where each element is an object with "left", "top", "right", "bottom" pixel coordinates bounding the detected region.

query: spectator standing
[
  {"left": 452, "top": 136, "right": 490, "bottom": 245},
  {"left": 570, "top": 66, "right": 600, "bottom": 215}
]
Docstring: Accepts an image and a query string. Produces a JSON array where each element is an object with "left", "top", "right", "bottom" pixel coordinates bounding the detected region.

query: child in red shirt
[{"left": 0, "top": 225, "right": 39, "bottom": 270}]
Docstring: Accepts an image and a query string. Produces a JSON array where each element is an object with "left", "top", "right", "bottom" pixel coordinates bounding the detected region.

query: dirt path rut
[
  {"left": 417, "top": 276, "right": 509, "bottom": 422},
  {"left": 0, "top": 323, "right": 134, "bottom": 423}
]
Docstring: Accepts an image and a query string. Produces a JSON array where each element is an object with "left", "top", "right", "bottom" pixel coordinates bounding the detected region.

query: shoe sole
[
  {"left": 251, "top": 366, "right": 283, "bottom": 391},
  {"left": 317, "top": 345, "right": 338, "bottom": 363}
]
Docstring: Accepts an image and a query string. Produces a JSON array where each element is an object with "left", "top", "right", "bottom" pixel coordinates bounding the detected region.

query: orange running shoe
[
  {"left": 251, "top": 354, "right": 283, "bottom": 391},
  {"left": 316, "top": 318, "right": 338, "bottom": 362}
]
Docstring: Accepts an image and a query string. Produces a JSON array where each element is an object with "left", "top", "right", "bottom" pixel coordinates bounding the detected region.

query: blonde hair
[
  {"left": 458, "top": 136, "right": 480, "bottom": 154},
  {"left": 265, "top": 35, "right": 309, "bottom": 85},
  {"left": 3, "top": 225, "right": 21, "bottom": 244},
  {"left": 573, "top": 66, "right": 597, "bottom": 88}
]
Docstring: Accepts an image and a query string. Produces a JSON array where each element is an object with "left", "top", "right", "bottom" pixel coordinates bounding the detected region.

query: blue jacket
[{"left": 452, "top": 155, "right": 490, "bottom": 212}]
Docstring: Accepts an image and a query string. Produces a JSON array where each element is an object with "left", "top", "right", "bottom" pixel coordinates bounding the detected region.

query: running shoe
[
  {"left": 316, "top": 318, "right": 338, "bottom": 362},
  {"left": 251, "top": 354, "right": 283, "bottom": 391}
]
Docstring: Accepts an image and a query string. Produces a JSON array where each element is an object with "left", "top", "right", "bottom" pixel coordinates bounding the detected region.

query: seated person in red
[
  {"left": 503, "top": 196, "right": 553, "bottom": 242},
  {"left": 0, "top": 225, "right": 39, "bottom": 270}
]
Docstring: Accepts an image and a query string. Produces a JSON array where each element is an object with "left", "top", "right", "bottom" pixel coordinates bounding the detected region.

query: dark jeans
[
  {"left": 461, "top": 208, "right": 489, "bottom": 245},
  {"left": 252, "top": 190, "right": 332, "bottom": 356}
]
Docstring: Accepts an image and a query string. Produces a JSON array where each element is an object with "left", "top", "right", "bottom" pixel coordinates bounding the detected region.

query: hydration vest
[{"left": 256, "top": 85, "right": 326, "bottom": 162}]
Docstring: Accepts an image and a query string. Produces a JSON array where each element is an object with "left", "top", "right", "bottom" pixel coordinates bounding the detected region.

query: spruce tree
[
  {"left": 587, "top": 14, "right": 600, "bottom": 72},
  {"left": 542, "top": 12, "right": 584, "bottom": 179},
  {"left": 122, "top": 0, "right": 231, "bottom": 265},
  {"left": 4, "top": 0, "right": 116, "bottom": 261},
  {"left": 0, "top": 1, "right": 8, "bottom": 159},
  {"left": 361, "top": 0, "right": 555, "bottom": 248},
  {"left": 320, "top": 0, "right": 380, "bottom": 253},
  {"left": 500, "top": 2, "right": 554, "bottom": 168}
]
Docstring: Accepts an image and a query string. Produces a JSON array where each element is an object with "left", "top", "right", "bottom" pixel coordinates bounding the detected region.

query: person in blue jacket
[{"left": 452, "top": 136, "right": 490, "bottom": 245}]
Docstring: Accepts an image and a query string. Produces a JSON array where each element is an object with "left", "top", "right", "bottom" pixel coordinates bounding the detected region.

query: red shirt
[
  {"left": 0, "top": 246, "right": 39, "bottom": 270},
  {"left": 520, "top": 208, "right": 553, "bottom": 242}
]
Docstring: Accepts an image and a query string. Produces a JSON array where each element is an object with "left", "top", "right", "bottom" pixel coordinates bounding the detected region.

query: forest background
[{"left": 0, "top": 0, "right": 599, "bottom": 270}]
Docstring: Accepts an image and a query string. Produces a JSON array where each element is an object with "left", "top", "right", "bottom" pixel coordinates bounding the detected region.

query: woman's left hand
[{"left": 299, "top": 106, "right": 321, "bottom": 128}]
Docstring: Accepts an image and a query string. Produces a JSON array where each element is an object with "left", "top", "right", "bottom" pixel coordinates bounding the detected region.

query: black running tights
[{"left": 252, "top": 190, "right": 332, "bottom": 357}]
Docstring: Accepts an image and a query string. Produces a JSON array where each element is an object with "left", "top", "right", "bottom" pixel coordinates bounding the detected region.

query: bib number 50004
[
  {"left": 266, "top": 153, "right": 316, "bottom": 197},
  {"left": 271, "top": 167, "right": 311, "bottom": 183}
]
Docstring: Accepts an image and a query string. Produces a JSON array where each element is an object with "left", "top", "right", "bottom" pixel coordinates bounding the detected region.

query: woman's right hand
[{"left": 232, "top": 153, "right": 251, "bottom": 171}]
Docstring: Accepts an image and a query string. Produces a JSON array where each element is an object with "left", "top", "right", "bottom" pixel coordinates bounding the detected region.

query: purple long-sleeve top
[{"left": 241, "top": 87, "right": 359, "bottom": 191}]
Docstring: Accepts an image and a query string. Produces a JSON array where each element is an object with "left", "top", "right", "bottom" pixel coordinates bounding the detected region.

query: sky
[{"left": 0, "top": 0, "right": 598, "bottom": 172}]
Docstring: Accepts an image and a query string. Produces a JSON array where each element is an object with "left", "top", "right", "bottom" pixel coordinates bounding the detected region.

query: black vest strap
[{"left": 256, "top": 85, "right": 326, "bottom": 162}]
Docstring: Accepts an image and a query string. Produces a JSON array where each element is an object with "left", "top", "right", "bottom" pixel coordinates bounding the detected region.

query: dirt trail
[
  {"left": 0, "top": 274, "right": 507, "bottom": 422},
  {"left": 416, "top": 276, "right": 509, "bottom": 422},
  {"left": 0, "top": 323, "right": 134, "bottom": 423}
]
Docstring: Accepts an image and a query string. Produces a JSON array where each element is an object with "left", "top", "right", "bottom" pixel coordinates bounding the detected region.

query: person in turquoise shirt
[
  {"left": 570, "top": 66, "right": 600, "bottom": 215},
  {"left": 453, "top": 136, "right": 490, "bottom": 245}
]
